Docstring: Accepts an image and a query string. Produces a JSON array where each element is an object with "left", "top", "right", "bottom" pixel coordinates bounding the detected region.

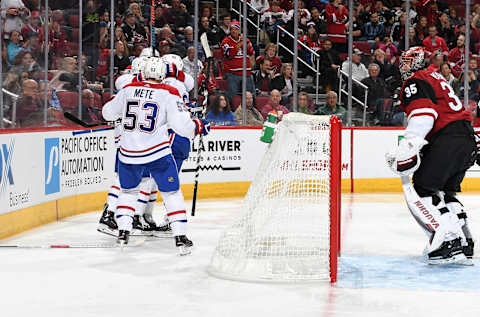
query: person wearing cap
[
  {"left": 220, "top": 20, "right": 256, "bottom": 103},
  {"left": 341, "top": 48, "right": 368, "bottom": 82},
  {"left": 121, "top": 9, "right": 147, "bottom": 48}
]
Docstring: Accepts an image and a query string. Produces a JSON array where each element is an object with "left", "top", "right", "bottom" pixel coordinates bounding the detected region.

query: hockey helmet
[
  {"left": 131, "top": 56, "right": 149, "bottom": 75},
  {"left": 399, "top": 46, "right": 427, "bottom": 81},
  {"left": 143, "top": 57, "right": 167, "bottom": 81},
  {"left": 162, "top": 54, "right": 184, "bottom": 72}
]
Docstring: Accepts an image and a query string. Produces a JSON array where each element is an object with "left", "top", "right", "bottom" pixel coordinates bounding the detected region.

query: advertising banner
[{"left": 0, "top": 130, "right": 116, "bottom": 215}]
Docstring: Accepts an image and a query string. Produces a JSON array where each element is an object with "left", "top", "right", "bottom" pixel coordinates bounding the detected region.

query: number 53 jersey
[
  {"left": 102, "top": 81, "right": 196, "bottom": 164},
  {"left": 400, "top": 69, "right": 472, "bottom": 140}
]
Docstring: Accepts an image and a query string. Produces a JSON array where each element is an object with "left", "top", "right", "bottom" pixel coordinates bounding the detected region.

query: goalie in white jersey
[{"left": 102, "top": 57, "right": 210, "bottom": 253}]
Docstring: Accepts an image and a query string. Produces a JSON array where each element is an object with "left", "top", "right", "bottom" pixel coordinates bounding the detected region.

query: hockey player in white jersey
[
  {"left": 97, "top": 56, "right": 149, "bottom": 236},
  {"left": 102, "top": 57, "right": 210, "bottom": 253}
]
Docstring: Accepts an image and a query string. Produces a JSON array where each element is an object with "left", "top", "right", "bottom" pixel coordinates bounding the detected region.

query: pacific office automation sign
[
  {"left": 44, "top": 133, "right": 113, "bottom": 195},
  {"left": 179, "top": 128, "right": 269, "bottom": 184},
  {"left": 0, "top": 129, "right": 115, "bottom": 215}
]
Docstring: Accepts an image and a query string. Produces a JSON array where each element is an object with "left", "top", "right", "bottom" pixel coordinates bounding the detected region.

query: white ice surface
[{"left": 1, "top": 194, "right": 480, "bottom": 317}]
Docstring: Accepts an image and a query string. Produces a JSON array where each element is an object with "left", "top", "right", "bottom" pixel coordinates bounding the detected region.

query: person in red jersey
[{"left": 386, "top": 46, "right": 476, "bottom": 265}]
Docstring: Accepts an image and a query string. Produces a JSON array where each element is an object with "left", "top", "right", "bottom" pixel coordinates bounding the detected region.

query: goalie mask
[{"left": 399, "top": 46, "right": 427, "bottom": 81}]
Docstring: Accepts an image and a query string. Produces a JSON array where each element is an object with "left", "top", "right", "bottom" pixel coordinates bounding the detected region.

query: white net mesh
[{"left": 208, "top": 113, "right": 335, "bottom": 282}]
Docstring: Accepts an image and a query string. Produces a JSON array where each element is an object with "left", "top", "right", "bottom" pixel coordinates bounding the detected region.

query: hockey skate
[
  {"left": 427, "top": 238, "right": 468, "bottom": 265},
  {"left": 97, "top": 204, "right": 118, "bottom": 237},
  {"left": 175, "top": 235, "right": 193, "bottom": 256},
  {"left": 464, "top": 238, "right": 474, "bottom": 259},
  {"left": 117, "top": 230, "right": 130, "bottom": 247}
]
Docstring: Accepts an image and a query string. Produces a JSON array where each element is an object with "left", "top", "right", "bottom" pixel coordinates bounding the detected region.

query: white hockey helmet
[
  {"left": 143, "top": 57, "right": 167, "bottom": 81},
  {"left": 162, "top": 54, "right": 184, "bottom": 72},
  {"left": 131, "top": 56, "right": 149, "bottom": 75}
]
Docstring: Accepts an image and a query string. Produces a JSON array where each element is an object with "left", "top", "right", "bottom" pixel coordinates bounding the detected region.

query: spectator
[
  {"left": 201, "top": 5, "right": 219, "bottom": 28},
  {"left": 256, "top": 43, "right": 282, "bottom": 74},
  {"left": 16, "top": 79, "right": 41, "bottom": 126},
  {"left": 129, "top": 2, "right": 146, "bottom": 26},
  {"left": 427, "top": 53, "right": 444, "bottom": 72},
  {"left": 81, "top": 89, "right": 102, "bottom": 124},
  {"left": 440, "top": 62, "right": 459, "bottom": 96},
  {"left": 459, "top": 70, "right": 480, "bottom": 102},
  {"left": 300, "top": 23, "right": 322, "bottom": 66},
  {"left": 199, "top": 16, "right": 218, "bottom": 47},
  {"left": 361, "top": 63, "right": 387, "bottom": 120},
  {"left": 254, "top": 58, "right": 275, "bottom": 95},
  {"left": 448, "top": 6, "right": 462, "bottom": 28},
  {"left": 261, "top": 1, "right": 289, "bottom": 42},
  {"left": 121, "top": 9, "right": 147, "bottom": 48},
  {"left": 261, "top": 89, "right": 290, "bottom": 119},
  {"left": 114, "top": 26, "right": 130, "bottom": 57},
  {"left": 197, "top": 61, "right": 219, "bottom": 94},
  {"left": 470, "top": 58, "right": 480, "bottom": 79},
  {"left": 179, "top": 26, "right": 205, "bottom": 60},
  {"left": 422, "top": 25, "right": 448, "bottom": 55},
  {"left": 436, "top": 12, "right": 456, "bottom": 49},
  {"left": 351, "top": 3, "right": 365, "bottom": 41},
  {"left": 221, "top": 21, "right": 255, "bottom": 103},
  {"left": 373, "top": 0, "right": 394, "bottom": 28},
  {"left": 398, "top": 27, "right": 422, "bottom": 51},
  {"left": 206, "top": 94, "right": 237, "bottom": 126},
  {"left": 315, "top": 91, "right": 346, "bottom": 121},
  {"left": 286, "top": 1, "right": 311, "bottom": 29},
  {"left": 341, "top": 48, "right": 369, "bottom": 82},
  {"left": 114, "top": 40, "right": 131, "bottom": 74},
  {"left": 10, "top": 50, "right": 42, "bottom": 76},
  {"left": 158, "top": 40, "right": 171, "bottom": 57},
  {"left": 7, "top": 30, "right": 25, "bottom": 66},
  {"left": 447, "top": 35, "right": 470, "bottom": 74},
  {"left": 215, "top": 14, "right": 231, "bottom": 46},
  {"left": 309, "top": 7, "right": 327, "bottom": 36},
  {"left": 271, "top": 63, "right": 294, "bottom": 107},
  {"left": 21, "top": 10, "right": 41, "bottom": 40},
  {"left": 50, "top": 57, "right": 77, "bottom": 91},
  {"left": 182, "top": 46, "right": 204, "bottom": 79},
  {"left": 325, "top": 0, "right": 348, "bottom": 53},
  {"left": 234, "top": 91, "right": 264, "bottom": 125},
  {"left": 1, "top": 0, "right": 29, "bottom": 35},
  {"left": 363, "top": 12, "right": 385, "bottom": 48},
  {"left": 414, "top": 15, "right": 428, "bottom": 41},
  {"left": 38, "top": 81, "right": 62, "bottom": 110},
  {"left": 390, "top": 12, "right": 406, "bottom": 47},
  {"left": 372, "top": 48, "right": 396, "bottom": 81},
  {"left": 318, "top": 39, "right": 341, "bottom": 92},
  {"left": 297, "top": 92, "right": 313, "bottom": 114},
  {"left": 251, "top": 0, "right": 270, "bottom": 14},
  {"left": 378, "top": 37, "right": 398, "bottom": 60},
  {"left": 162, "top": 0, "right": 192, "bottom": 34}
]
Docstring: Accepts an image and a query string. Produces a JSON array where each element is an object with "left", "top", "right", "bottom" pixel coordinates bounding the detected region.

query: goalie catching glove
[
  {"left": 385, "top": 134, "right": 428, "bottom": 176},
  {"left": 193, "top": 118, "right": 211, "bottom": 136}
]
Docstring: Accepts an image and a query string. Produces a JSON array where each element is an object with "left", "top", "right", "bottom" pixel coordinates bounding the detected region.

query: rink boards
[{"left": 1, "top": 125, "right": 480, "bottom": 239}]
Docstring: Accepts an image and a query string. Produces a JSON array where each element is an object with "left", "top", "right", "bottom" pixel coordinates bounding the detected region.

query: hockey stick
[
  {"left": 0, "top": 239, "right": 145, "bottom": 249},
  {"left": 64, "top": 111, "right": 110, "bottom": 128},
  {"left": 191, "top": 33, "right": 213, "bottom": 217}
]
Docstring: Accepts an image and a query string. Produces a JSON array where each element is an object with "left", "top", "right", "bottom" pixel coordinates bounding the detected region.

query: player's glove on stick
[
  {"left": 193, "top": 118, "right": 211, "bottom": 136},
  {"left": 385, "top": 134, "right": 428, "bottom": 176}
]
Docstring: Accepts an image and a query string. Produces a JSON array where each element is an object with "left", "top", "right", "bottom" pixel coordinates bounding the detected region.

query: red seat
[
  {"left": 71, "top": 29, "right": 79, "bottom": 42},
  {"left": 255, "top": 96, "right": 270, "bottom": 113},
  {"left": 353, "top": 41, "right": 372, "bottom": 55},
  {"left": 65, "top": 41, "right": 79, "bottom": 56},
  {"left": 217, "top": 79, "right": 227, "bottom": 91},
  {"left": 339, "top": 53, "right": 348, "bottom": 61},
  {"left": 231, "top": 96, "right": 242, "bottom": 110},
  {"left": 69, "top": 15, "right": 79, "bottom": 27},
  {"left": 57, "top": 91, "right": 79, "bottom": 110}
]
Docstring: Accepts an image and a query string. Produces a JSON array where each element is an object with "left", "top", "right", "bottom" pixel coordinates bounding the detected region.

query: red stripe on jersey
[
  {"left": 121, "top": 141, "right": 170, "bottom": 153},
  {"left": 117, "top": 205, "right": 135, "bottom": 212},
  {"left": 123, "top": 82, "right": 181, "bottom": 97},
  {"left": 167, "top": 210, "right": 186, "bottom": 217},
  {"left": 140, "top": 191, "right": 150, "bottom": 196},
  {"left": 111, "top": 185, "right": 120, "bottom": 190}
]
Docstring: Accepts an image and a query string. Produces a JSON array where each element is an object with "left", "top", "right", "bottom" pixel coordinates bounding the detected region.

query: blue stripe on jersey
[
  {"left": 120, "top": 146, "right": 170, "bottom": 158},
  {"left": 108, "top": 193, "right": 118, "bottom": 198},
  {"left": 137, "top": 199, "right": 147, "bottom": 204}
]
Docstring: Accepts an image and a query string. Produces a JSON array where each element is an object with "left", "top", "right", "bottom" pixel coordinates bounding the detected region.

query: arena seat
[
  {"left": 57, "top": 91, "right": 79, "bottom": 110},
  {"left": 255, "top": 96, "right": 269, "bottom": 113},
  {"left": 69, "top": 15, "right": 80, "bottom": 28},
  {"left": 217, "top": 78, "right": 227, "bottom": 91},
  {"left": 231, "top": 95, "right": 242, "bottom": 110},
  {"left": 353, "top": 41, "right": 372, "bottom": 55}
]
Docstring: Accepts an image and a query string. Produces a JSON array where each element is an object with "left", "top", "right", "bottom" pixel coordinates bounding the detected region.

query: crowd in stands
[{"left": 1, "top": 0, "right": 480, "bottom": 128}]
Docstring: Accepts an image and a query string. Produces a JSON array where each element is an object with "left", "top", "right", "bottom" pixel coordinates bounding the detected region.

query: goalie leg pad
[
  {"left": 160, "top": 190, "right": 187, "bottom": 237},
  {"left": 402, "top": 181, "right": 465, "bottom": 255}
]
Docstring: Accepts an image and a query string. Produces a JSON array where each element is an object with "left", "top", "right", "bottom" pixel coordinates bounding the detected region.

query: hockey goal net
[{"left": 208, "top": 113, "right": 341, "bottom": 283}]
